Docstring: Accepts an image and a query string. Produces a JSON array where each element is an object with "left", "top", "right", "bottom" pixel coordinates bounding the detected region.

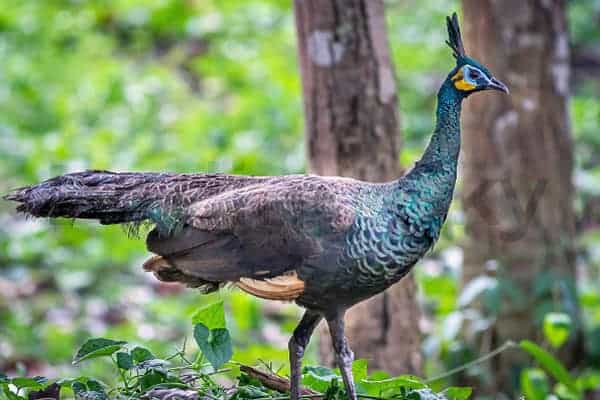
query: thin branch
[
  {"left": 425, "top": 341, "right": 517, "bottom": 383},
  {"left": 239, "top": 365, "right": 320, "bottom": 397}
]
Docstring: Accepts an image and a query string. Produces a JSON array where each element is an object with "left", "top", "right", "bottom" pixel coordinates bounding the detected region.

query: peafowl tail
[{"left": 3, "top": 170, "right": 186, "bottom": 233}]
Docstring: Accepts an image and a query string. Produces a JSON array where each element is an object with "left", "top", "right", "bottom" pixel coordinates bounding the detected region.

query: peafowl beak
[{"left": 487, "top": 77, "right": 509, "bottom": 94}]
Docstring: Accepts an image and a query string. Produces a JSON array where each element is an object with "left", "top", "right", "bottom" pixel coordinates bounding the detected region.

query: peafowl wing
[{"left": 144, "top": 175, "right": 362, "bottom": 299}]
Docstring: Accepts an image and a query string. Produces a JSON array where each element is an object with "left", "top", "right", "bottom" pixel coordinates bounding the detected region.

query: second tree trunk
[{"left": 461, "top": 0, "right": 579, "bottom": 391}]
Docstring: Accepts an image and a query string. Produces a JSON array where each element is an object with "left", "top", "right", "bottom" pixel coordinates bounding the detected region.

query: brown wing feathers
[
  {"left": 144, "top": 255, "right": 305, "bottom": 300},
  {"left": 145, "top": 176, "right": 364, "bottom": 300},
  {"left": 237, "top": 274, "right": 305, "bottom": 301},
  {"left": 6, "top": 170, "right": 363, "bottom": 301},
  {"left": 142, "top": 175, "right": 362, "bottom": 300}
]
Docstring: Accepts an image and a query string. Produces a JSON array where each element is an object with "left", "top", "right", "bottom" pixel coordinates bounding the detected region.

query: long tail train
[{"left": 4, "top": 170, "right": 180, "bottom": 226}]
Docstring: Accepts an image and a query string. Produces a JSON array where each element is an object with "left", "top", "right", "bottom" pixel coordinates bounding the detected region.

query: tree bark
[
  {"left": 293, "top": 0, "right": 422, "bottom": 374},
  {"left": 460, "top": 0, "right": 579, "bottom": 391}
]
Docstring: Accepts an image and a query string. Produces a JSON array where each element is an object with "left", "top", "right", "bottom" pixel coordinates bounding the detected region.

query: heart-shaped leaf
[
  {"left": 191, "top": 301, "right": 226, "bottom": 330},
  {"left": 131, "top": 346, "right": 155, "bottom": 364},
  {"left": 116, "top": 352, "right": 133, "bottom": 370},
  {"left": 193, "top": 323, "right": 232, "bottom": 369},
  {"left": 543, "top": 312, "right": 572, "bottom": 349},
  {"left": 73, "top": 338, "right": 126, "bottom": 364}
]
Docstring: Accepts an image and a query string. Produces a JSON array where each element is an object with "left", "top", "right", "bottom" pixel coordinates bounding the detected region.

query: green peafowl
[{"left": 5, "top": 13, "right": 507, "bottom": 400}]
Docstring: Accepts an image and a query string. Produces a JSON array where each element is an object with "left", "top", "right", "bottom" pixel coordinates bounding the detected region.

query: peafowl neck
[
  {"left": 393, "top": 77, "right": 465, "bottom": 220},
  {"left": 419, "top": 79, "right": 464, "bottom": 168}
]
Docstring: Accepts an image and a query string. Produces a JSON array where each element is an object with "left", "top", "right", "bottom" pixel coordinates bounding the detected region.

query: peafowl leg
[
  {"left": 289, "top": 310, "right": 322, "bottom": 400},
  {"left": 326, "top": 312, "right": 357, "bottom": 400}
]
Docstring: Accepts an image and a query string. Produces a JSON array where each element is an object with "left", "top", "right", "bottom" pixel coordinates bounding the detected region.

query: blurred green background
[{"left": 0, "top": 0, "right": 599, "bottom": 396}]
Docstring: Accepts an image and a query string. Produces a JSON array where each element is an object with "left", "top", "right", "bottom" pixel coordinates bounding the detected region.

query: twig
[
  {"left": 239, "top": 365, "right": 320, "bottom": 398},
  {"left": 425, "top": 340, "right": 517, "bottom": 383},
  {"left": 206, "top": 368, "right": 232, "bottom": 376}
]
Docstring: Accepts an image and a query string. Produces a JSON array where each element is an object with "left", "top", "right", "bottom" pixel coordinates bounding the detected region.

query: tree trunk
[
  {"left": 460, "top": 0, "right": 579, "bottom": 391},
  {"left": 293, "top": 0, "right": 422, "bottom": 374}
]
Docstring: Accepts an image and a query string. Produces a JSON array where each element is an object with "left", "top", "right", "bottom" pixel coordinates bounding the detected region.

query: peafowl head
[{"left": 445, "top": 13, "right": 509, "bottom": 96}]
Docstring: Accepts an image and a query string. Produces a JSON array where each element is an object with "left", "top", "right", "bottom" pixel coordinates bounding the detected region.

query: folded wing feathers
[{"left": 237, "top": 273, "right": 305, "bottom": 301}]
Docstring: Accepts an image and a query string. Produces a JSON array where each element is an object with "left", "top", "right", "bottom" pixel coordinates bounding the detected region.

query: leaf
[
  {"left": 191, "top": 301, "right": 226, "bottom": 330},
  {"left": 554, "top": 383, "right": 580, "bottom": 400},
  {"left": 72, "top": 338, "right": 126, "bottom": 364},
  {"left": 86, "top": 379, "right": 105, "bottom": 393},
  {"left": 519, "top": 340, "right": 577, "bottom": 392},
  {"left": 139, "top": 371, "right": 167, "bottom": 391},
  {"left": 323, "top": 379, "right": 345, "bottom": 399},
  {"left": 71, "top": 382, "right": 87, "bottom": 396},
  {"left": 302, "top": 366, "right": 338, "bottom": 393},
  {"left": 543, "top": 313, "right": 572, "bottom": 349},
  {"left": 444, "top": 386, "right": 472, "bottom": 400},
  {"left": 1, "top": 383, "right": 25, "bottom": 400},
  {"left": 520, "top": 368, "right": 549, "bottom": 400},
  {"left": 131, "top": 346, "right": 155, "bottom": 363},
  {"left": 352, "top": 359, "right": 368, "bottom": 382},
  {"left": 56, "top": 377, "right": 89, "bottom": 387},
  {"left": 362, "top": 375, "right": 425, "bottom": 396},
  {"left": 235, "top": 385, "right": 271, "bottom": 398},
  {"left": 576, "top": 370, "right": 600, "bottom": 391},
  {"left": 193, "top": 324, "right": 233, "bottom": 370},
  {"left": 70, "top": 378, "right": 108, "bottom": 400},
  {"left": 9, "top": 377, "right": 46, "bottom": 390},
  {"left": 116, "top": 352, "right": 133, "bottom": 370}
]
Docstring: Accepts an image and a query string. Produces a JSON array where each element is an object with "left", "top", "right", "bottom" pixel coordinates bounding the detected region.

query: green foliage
[
  {"left": 115, "top": 352, "right": 134, "bottom": 370},
  {"left": 0, "top": 0, "right": 599, "bottom": 398},
  {"left": 73, "top": 338, "right": 128, "bottom": 365},
  {"left": 519, "top": 340, "right": 579, "bottom": 397},
  {"left": 193, "top": 324, "right": 233, "bottom": 370},
  {"left": 362, "top": 375, "right": 426, "bottom": 396},
  {"left": 0, "top": 313, "right": 466, "bottom": 400},
  {"left": 192, "top": 301, "right": 233, "bottom": 370},
  {"left": 191, "top": 300, "right": 227, "bottom": 329},
  {"left": 443, "top": 387, "right": 472, "bottom": 400},
  {"left": 543, "top": 312, "right": 572, "bottom": 349},
  {"left": 520, "top": 368, "right": 550, "bottom": 400},
  {"left": 131, "top": 347, "right": 155, "bottom": 364}
]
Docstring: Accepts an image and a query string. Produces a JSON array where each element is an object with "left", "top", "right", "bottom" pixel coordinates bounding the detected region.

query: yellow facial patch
[
  {"left": 451, "top": 69, "right": 477, "bottom": 91},
  {"left": 455, "top": 80, "right": 477, "bottom": 91}
]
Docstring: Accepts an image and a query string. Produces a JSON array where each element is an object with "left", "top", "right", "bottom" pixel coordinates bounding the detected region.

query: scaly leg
[
  {"left": 326, "top": 312, "right": 357, "bottom": 400},
  {"left": 289, "top": 310, "right": 322, "bottom": 400}
]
